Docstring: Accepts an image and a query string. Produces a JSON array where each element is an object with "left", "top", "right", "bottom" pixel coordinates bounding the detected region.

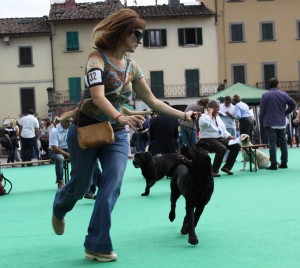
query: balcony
[
  {"left": 47, "top": 80, "right": 300, "bottom": 110},
  {"left": 256, "top": 81, "right": 300, "bottom": 96}
]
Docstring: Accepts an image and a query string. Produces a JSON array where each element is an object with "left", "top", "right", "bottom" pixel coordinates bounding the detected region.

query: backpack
[
  {"left": 0, "top": 171, "right": 12, "bottom": 195},
  {"left": 0, "top": 138, "right": 12, "bottom": 150}
]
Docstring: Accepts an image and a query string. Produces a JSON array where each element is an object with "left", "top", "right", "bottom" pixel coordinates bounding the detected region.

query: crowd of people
[{"left": 2, "top": 109, "right": 54, "bottom": 166}]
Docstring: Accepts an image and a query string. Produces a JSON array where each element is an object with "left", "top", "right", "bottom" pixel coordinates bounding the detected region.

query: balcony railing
[
  {"left": 47, "top": 80, "right": 300, "bottom": 106},
  {"left": 256, "top": 81, "right": 300, "bottom": 94}
]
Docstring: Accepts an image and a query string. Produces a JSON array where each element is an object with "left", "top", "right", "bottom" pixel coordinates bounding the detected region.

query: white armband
[{"left": 84, "top": 68, "right": 103, "bottom": 88}]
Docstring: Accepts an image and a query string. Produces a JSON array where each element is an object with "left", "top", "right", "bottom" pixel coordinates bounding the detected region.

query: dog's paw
[
  {"left": 181, "top": 226, "right": 188, "bottom": 235},
  {"left": 141, "top": 192, "right": 149, "bottom": 196},
  {"left": 240, "top": 168, "right": 245, "bottom": 171},
  {"left": 169, "top": 212, "right": 175, "bottom": 222},
  {"left": 188, "top": 236, "right": 199, "bottom": 245}
]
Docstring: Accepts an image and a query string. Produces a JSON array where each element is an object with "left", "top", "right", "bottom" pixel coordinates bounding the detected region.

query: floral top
[{"left": 78, "top": 50, "right": 144, "bottom": 126}]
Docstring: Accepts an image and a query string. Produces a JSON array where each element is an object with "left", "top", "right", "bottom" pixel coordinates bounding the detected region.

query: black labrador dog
[
  {"left": 169, "top": 143, "right": 214, "bottom": 245},
  {"left": 133, "top": 152, "right": 180, "bottom": 196}
]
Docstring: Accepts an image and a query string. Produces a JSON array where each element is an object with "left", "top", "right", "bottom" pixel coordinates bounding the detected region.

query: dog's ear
[{"left": 144, "top": 152, "right": 153, "bottom": 160}]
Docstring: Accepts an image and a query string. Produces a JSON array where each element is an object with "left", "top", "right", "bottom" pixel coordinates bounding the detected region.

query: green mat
[{"left": 1, "top": 148, "right": 300, "bottom": 268}]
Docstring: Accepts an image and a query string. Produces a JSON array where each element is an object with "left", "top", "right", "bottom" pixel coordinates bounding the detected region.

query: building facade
[
  {"left": 0, "top": 17, "right": 53, "bottom": 122},
  {"left": 204, "top": 0, "right": 300, "bottom": 94}
]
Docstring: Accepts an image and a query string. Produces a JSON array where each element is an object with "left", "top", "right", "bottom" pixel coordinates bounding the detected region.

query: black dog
[
  {"left": 169, "top": 143, "right": 214, "bottom": 245},
  {"left": 133, "top": 152, "right": 180, "bottom": 196}
]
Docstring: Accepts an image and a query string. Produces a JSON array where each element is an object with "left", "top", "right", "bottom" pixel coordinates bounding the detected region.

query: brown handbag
[{"left": 77, "top": 112, "right": 115, "bottom": 150}]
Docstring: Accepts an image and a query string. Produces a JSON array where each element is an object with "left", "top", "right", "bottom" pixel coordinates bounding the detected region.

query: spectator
[
  {"left": 199, "top": 100, "right": 240, "bottom": 177},
  {"left": 19, "top": 109, "right": 39, "bottom": 165},
  {"left": 148, "top": 102, "right": 179, "bottom": 155},
  {"left": 233, "top": 94, "right": 253, "bottom": 137},
  {"left": 49, "top": 117, "right": 72, "bottom": 189},
  {"left": 135, "top": 112, "right": 150, "bottom": 152},
  {"left": 259, "top": 77, "right": 296, "bottom": 169},
  {"left": 180, "top": 98, "right": 208, "bottom": 146},
  {"left": 39, "top": 118, "right": 54, "bottom": 157},
  {"left": 4, "top": 119, "right": 19, "bottom": 165},
  {"left": 291, "top": 109, "right": 299, "bottom": 147},
  {"left": 219, "top": 96, "right": 236, "bottom": 136}
]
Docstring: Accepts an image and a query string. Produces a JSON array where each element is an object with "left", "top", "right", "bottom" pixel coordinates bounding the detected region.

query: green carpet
[{"left": 1, "top": 148, "right": 300, "bottom": 268}]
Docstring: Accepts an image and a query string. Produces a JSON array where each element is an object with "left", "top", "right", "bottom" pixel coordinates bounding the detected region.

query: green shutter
[
  {"left": 186, "top": 69, "right": 200, "bottom": 97},
  {"left": 178, "top": 28, "right": 184, "bottom": 46},
  {"left": 161, "top": 29, "right": 167, "bottom": 46},
  {"left": 66, "top": 32, "right": 73, "bottom": 50},
  {"left": 196, "top": 28, "right": 203, "bottom": 45},
  {"left": 72, "top": 32, "right": 79, "bottom": 50},
  {"left": 68, "top": 77, "right": 82, "bottom": 102},
  {"left": 143, "top": 30, "right": 149, "bottom": 47},
  {"left": 66, "top": 32, "right": 79, "bottom": 50},
  {"left": 150, "top": 71, "right": 164, "bottom": 98}
]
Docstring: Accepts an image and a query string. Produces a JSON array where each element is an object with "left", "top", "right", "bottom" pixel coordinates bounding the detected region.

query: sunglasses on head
[{"left": 132, "top": 30, "right": 143, "bottom": 42}]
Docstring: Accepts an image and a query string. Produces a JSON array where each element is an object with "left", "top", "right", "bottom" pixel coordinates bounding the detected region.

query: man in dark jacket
[
  {"left": 259, "top": 77, "right": 296, "bottom": 170},
  {"left": 148, "top": 102, "right": 179, "bottom": 155}
]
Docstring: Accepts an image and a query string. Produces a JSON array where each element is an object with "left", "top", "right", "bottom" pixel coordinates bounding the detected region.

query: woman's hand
[
  {"left": 185, "top": 111, "right": 201, "bottom": 121},
  {"left": 117, "top": 114, "right": 145, "bottom": 131}
]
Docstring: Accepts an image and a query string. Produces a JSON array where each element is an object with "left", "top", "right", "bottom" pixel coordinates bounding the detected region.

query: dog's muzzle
[{"left": 132, "top": 160, "right": 140, "bottom": 168}]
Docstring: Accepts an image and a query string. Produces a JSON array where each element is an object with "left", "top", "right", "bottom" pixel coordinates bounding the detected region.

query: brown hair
[
  {"left": 198, "top": 98, "right": 209, "bottom": 107},
  {"left": 93, "top": 8, "right": 146, "bottom": 50},
  {"left": 233, "top": 94, "right": 241, "bottom": 103},
  {"left": 269, "top": 77, "right": 278, "bottom": 88}
]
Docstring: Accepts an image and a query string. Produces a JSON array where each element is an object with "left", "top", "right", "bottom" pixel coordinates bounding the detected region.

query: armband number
[{"left": 85, "top": 68, "right": 103, "bottom": 87}]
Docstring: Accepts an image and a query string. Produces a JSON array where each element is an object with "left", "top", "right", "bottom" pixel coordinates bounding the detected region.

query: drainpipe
[
  {"left": 214, "top": 0, "right": 218, "bottom": 23},
  {"left": 49, "top": 27, "right": 55, "bottom": 91}
]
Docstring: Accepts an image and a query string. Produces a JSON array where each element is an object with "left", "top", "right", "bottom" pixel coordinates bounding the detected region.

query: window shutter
[
  {"left": 161, "top": 29, "right": 167, "bottom": 46},
  {"left": 143, "top": 30, "right": 149, "bottom": 47},
  {"left": 72, "top": 32, "right": 79, "bottom": 50},
  {"left": 186, "top": 69, "right": 200, "bottom": 97},
  {"left": 178, "top": 28, "right": 184, "bottom": 46},
  {"left": 68, "top": 77, "right": 82, "bottom": 102},
  {"left": 150, "top": 71, "right": 164, "bottom": 98},
  {"left": 66, "top": 32, "right": 73, "bottom": 50},
  {"left": 196, "top": 28, "right": 203, "bottom": 45}
]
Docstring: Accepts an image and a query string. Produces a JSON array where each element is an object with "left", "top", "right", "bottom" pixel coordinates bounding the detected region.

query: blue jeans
[
  {"left": 265, "top": 127, "right": 288, "bottom": 165},
  {"left": 49, "top": 149, "right": 68, "bottom": 183},
  {"left": 53, "top": 124, "right": 128, "bottom": 252},
  {"left": 180, "top": 125, "right": 198, "bottom": 146}
]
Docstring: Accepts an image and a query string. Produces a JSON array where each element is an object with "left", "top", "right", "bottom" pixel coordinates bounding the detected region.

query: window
[
  {"left": 185, "top": 69, "right": 200, "bottom": 97},
  {"left": 297, "top": 20, "right": 300, "bottom": 39},
  {"left": 20, "top": 87, "right": 35, "bottom": 114},
  {"left": 178, "top": 28, "right": 203, "bottom": 46},
  {"left": 68, "top": 77, "right": 82, "bottom": 102},
  {"left": 230, "top": 23, "right": 244, "bottom": 42},
  {"left": 231, "top": 64, "right": 246, "bottom": 84},
  {"left": 66, "top": 32, "right": 79, "bottom": 51},
  {"left": 262, "top": 63, "right": 276, "bottom": 89},
  {"left": 143, "top": 29, "right": 167, "bottom": 48},
  {"left": 260, "top": 22, "right": 275, "bottom": 41},
  {"left": 150, "top": 71, "right": 164, "bottom": 98},
  {"left": 19, "top": 46, "right": 33, "bottom": 66}
]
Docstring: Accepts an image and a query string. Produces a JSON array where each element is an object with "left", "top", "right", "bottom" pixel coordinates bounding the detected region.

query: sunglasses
[{"left": 132, "top": 30, "right": 143, "bottom": 42}]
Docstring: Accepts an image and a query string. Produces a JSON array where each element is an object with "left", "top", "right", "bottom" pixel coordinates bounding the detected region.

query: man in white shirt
[
  {"left": 199, "top": 100, "right": 240, "bottom": 177},
  {"left": 219, "top": 96, "right": 236, "bottom": 136},
  {"left": 49, "top": 118, "right": 72, "bottom": 189},
  {"left": 20, "top": 109, "right": 39, "bottom": 164}
]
